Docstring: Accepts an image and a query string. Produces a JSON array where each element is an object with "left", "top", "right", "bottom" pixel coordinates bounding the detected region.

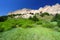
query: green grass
[
  {"left": 0, "top": 26, "right": 60, "bottom": 40},
  {"left": 0, "top": 14, "right": 60, "bottom": 40}
]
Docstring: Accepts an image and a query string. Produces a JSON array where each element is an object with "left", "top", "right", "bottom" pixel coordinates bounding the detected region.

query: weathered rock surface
[{"left": 8, "top": 3, "right": 60, "bottom": 18}]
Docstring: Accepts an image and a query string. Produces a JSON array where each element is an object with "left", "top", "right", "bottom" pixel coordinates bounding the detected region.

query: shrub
[
  {"left": 0, "top": 18, "right": 17, "bottom": 32},
  {"left": 40, "top": 12, "right": 49, "bottom": 17},
  {"left": 42, "top": 21, "right": 57, "bottom": 28},
  {"left": 22, "top": 24, "right": 34, "bottom": 28},
  {"left": 52, "top": 14, "right": 60, "bottom": 21},
  {"left": 29, "top": 15, "right": 39, "bottom": 22},
  {"left": 52, "top": 14, "right": 60, "bottom": 27},
  {"left": 0, "top": 18, "right": 35, "bottom": 32},
  {"left": 0, "top": 23, "right": 4, "bottom": 32},
  {"left": 0, "top": 16, "right": 8, "bottom": 22},
  {"left": 36, "top": 19, "right": 44, "bottom": 25},
  {"left": 57, "top": 21, "right": 60, "bottom": 27}
]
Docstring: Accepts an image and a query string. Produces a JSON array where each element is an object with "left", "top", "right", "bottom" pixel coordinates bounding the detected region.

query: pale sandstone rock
[{"left": 8, "top": 3, "right": 60, "bottom": 18}]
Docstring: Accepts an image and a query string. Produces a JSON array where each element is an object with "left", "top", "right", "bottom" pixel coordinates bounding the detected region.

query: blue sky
[{"left": 0, "top": 0, "right": 60, "bottom": 16}]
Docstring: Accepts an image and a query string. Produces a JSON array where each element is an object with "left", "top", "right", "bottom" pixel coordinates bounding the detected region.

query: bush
[
  {"left": 29, "top": 15, "right": 39, "bottom": 22},
  {"left": 0, "top": 16, "right": 8, "bottom": 22},
  {"left": 0, "top": 23, "right": 4, "bottom": 32},
  {"left": 36, "top": 19, "right": 44, "bottom": 25},
  {"left": 0, "top": 14, "right": 59, "bottom": 32},
  {"left": 22, "top": 24, "right": 34, "bottom": 28},
  {"left": 0, "top": 18, "right": 35, "bottom": 32},
  {"left": 52, "top": 14, "right": 60, "bottom": 27},
  {"left": 42, "top": 22, "right": 57, "bottom": 28},
  {"left": 57, "top": 21, "right": 60, "bottom": 27},
  {"left": 40, "top": 12, "right": 49, "bottom": 17},
  {"left": 0, "top": 18, "right": 17, "bottom": 32},
  {"left": 52, "top": 14, "right": 60, "bottom": 21}
]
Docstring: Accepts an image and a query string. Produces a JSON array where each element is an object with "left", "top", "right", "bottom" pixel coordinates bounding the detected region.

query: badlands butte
[{"left": 8, "top": 3, "right": 60, "bottom": 18}]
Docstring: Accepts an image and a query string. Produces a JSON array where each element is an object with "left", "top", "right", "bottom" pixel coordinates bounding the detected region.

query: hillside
[{"left": 0, "top": 3, "right": 60, "bottom": 40}]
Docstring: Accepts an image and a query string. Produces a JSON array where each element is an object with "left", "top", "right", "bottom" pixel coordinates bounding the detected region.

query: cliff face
[
  {"left": 39, "top": 3, "right": 60, "bottom": 14},
  {"left": 8, "top": 3, "right": 60, "bottom": 18}
]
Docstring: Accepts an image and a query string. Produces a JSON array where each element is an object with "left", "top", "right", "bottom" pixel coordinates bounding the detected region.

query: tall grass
[
  {"left": 0, "top": 13, "right": 60, "bottom": 40},
  {"left": 1, "top": 27, "right": 60, "bottom": 40}
]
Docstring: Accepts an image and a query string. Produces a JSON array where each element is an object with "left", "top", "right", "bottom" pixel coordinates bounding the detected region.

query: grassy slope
[
  {"left": 0, "top": 26, "right": 60, "bottom": 40},
  {"left": 0, "top": 15, "right": 60, "bottom": 40}
]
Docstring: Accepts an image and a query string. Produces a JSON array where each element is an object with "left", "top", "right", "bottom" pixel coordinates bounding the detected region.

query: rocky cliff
[{"left": 8, "top": 3, "right": 60, "bottom": 18}]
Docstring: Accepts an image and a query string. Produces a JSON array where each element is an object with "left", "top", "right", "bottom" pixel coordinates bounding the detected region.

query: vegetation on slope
[
  {"left": 0, "top": 12, "right": 60, "bottom": 40},
  {"left": 1, "top": 27, "right": 60, "bottom": 40}
]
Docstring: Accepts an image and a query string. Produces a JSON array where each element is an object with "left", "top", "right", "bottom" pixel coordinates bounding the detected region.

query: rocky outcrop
[
  {"left": 39, "top": 3, "right": 60, "bottom": 14},
  {"left": 8, "top": 3, "right": 60, "bottom": 18}
]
